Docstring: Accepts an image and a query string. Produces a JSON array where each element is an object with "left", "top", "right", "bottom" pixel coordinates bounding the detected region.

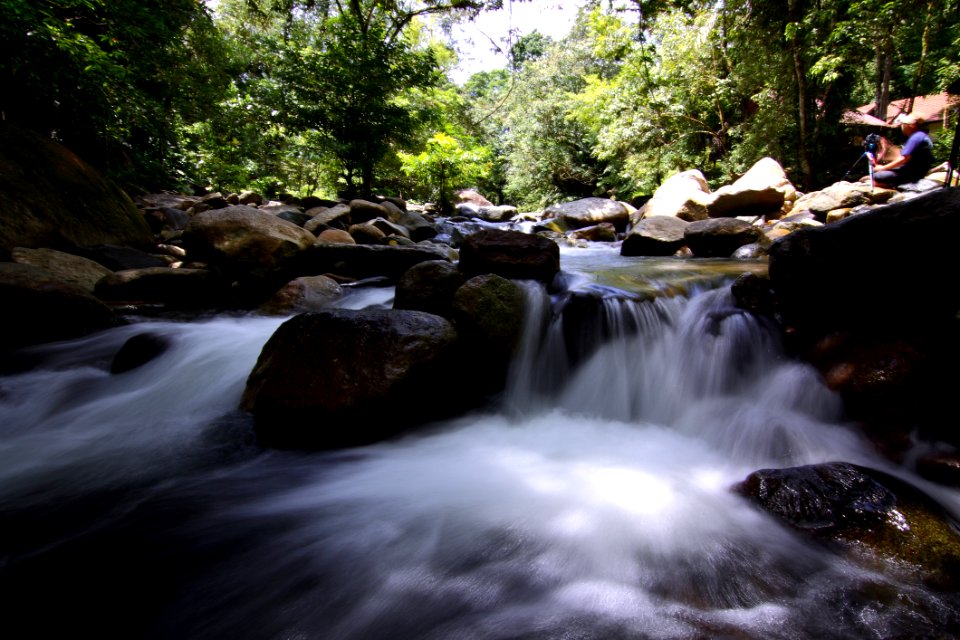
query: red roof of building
[
  {"left": 856, "top": 92, "right": 959, "bottom": 125},
  {"left": 841, "top": 110, "right": 892, "bottom": 127}
]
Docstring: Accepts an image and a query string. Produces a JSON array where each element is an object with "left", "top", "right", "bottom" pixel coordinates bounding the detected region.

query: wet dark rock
[
  {"left": 0, "top": 262, "right": 121, "bottom": 354},
  {"left": 813, "top": 333, "right": 928, "bottom": 428},
  {"left": 915, "top": 452, "right": 960, "bottom": 487},
  {"left": 731, "top": 272, "right": 775, "bottom": 316},
  {"left": 396, "top": 209, "right": 439, "bottom": 242},
  {"left": 684, "top": 218, "right": 764, "bottom": 258},
  {"left": 240, "top": 309, "right": 461, "bottom": 449},
  {"left": 94, "top": 267, "right": 225, "bottom": 308},
  {"left": 621, "top": 216, "right": 688, "bottom": 256},
  {"left": 143, "top": 207, "right": 190, "bottom": 233},
  {"left": 451, "top": 274, "right": 526, "bottom": 390},
  {"left": 276, "top": 210, "right": 312, "bottom": 227},
  {"left": 73, "top": 244, "right": 169, "bottom": 271},
  {"left": 110, "top": 332, "right": 170, "bottom": 373},
  {"left": 459, "top": 229, "right": 559, "bottom": 282},
  {"left": 394, "top": 260, "right": 466, "bottom": 318},
  {"left": 768, "top": 188, "right": 960, "bottom": 339},
  {"left": 767, "top": 189, "right": 960, "bottom": 444},
  {"left": 291, "top": 243, "right": 451, "bottom": 282},
  {"left": 735, "top": 461, "right": 960, "bottom": 590}
]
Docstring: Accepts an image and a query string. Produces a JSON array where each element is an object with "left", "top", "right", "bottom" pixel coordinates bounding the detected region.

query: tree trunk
[
  {"left": 788, "top": 0, "right": 812, "bottom": 189},
  {"left": 361, "top": 161, "right": 374, "bottom": 198},
  {"left": 907, "top": 0, "right": 936, "bottom": 113},
  {"left": 875, "top": 40, "right": 893, "bottom": 122}
]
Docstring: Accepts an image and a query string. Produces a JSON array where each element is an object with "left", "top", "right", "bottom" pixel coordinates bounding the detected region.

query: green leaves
[
  {"left": 0, "top": 0, "right": 233, "bottom": 189},
  {"left": 398, "top": 131, "right": 491, "bottom": 210}
]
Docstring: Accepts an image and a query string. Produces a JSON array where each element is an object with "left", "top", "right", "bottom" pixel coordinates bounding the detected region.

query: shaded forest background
[{"left": 2, "top": 0, "right": 958, "bottom": 211}]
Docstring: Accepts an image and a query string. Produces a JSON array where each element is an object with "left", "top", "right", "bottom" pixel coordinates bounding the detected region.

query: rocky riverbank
[{"left": 3, "top": 124, "right": 960, "bottom": 604}]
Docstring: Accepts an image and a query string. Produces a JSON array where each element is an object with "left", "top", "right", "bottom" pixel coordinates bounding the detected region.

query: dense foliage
[
  {"left": 0, "top": 0, "right": 232, "bottom": 190},
  {"left": 1, "top": 0, "right": 957, "bottom": 205}
]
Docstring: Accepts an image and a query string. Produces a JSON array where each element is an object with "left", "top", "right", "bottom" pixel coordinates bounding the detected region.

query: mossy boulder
[
  {"left": 735, "top": 461, "right": 960, "bottom": 590},
  {"left": 0, "top": 124, "right": 152, "bottom": 255}
]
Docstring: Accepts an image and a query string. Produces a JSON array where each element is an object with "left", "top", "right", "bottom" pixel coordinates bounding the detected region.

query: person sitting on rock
[{"left": 868, "top": 113, "right": 934, "bottom": 188}]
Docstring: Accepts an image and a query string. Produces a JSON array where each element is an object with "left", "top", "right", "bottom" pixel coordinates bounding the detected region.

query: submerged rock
[{"left": 110, "top": 332, "right": 171, "bottom": 374}]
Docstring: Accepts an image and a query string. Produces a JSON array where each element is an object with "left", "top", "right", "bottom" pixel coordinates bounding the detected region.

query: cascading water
[{"left": 1, "top": 254, "right": 959, "bottom": 639}]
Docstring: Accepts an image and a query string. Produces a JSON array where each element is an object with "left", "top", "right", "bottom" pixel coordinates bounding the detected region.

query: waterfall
[{"left": 1, "top": 268, "right": 959, "bottom": 639}]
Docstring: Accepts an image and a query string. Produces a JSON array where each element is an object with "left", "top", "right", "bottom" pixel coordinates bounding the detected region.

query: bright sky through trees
[{"left": 447, "top": 0, "right": 584, "bottom": 84}]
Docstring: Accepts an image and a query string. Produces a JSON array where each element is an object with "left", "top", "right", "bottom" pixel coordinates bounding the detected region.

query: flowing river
[{"left": 1, "top": 245, "right": 958, "bottom": 639}]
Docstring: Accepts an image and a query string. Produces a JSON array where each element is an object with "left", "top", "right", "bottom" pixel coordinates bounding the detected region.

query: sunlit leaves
[{"left": 398, "top": 131, "right": 491, "bottom": 209}]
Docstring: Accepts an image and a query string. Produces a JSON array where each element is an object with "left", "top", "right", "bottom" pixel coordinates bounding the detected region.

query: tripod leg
[{"left": 843, "top": 153, "right": 867, "bottom": 181}]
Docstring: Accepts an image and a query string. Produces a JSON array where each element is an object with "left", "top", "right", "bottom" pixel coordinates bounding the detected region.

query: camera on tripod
[{"left": 863, "top": 133, "right": 882, "bottom": 155}]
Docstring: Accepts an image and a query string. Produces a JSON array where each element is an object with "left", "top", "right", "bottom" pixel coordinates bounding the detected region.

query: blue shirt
[{"left": 898, "top": 130, "right": 933, "bottom": 181}]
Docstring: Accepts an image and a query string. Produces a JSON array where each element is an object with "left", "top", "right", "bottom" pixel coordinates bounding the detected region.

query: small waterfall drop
[{"left": 1, "top": 259, "right": 958, "bottom": 640}]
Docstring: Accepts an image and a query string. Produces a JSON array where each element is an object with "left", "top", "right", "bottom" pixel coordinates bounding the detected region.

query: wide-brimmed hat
[{"left": 894, "top": 113, "right": 924, "bottom": 126}]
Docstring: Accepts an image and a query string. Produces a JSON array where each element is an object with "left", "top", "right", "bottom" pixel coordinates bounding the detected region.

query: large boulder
[
  {"left": 451, "top": 274, "right": 527, "bottom": 394},
  {"left": 181, "top": 205, "right": 316, "bottom": 278},
  {"left": 621, "top": 216, "right": 689, "bottom": 256},
  {"left": 768, "top": 188, "right": 960, "bottom": 444},
  {"left": 708, "top": 157, "right": 794, "bottom": 219},
  {"left": 788, "top": 181, "right": 896, "bottom": 220},
  {"left": 71, "top": 244, "right": 169, "bottom": 271},
  {"left": 0, "top": 124, "right": 153, "bottom": 255},
  {"left": 347, "top": 220, "right": 388, "bottom": 245},
  {"left": 94, "top": 267, "right": 225, "bottom": 308},
  {"left": 291, "top": 243, "right": 452, "bottom": 282},
  {"left": 348, "top": 199, "right": 390, "bottom": 223},
  {"left": 257, "top": 275, "right": 343, "bottom": 316},
  {"left": 684, "top": 218, "right": 764, "bottom": 257},
  {"left": 476, "top": 205, "right": 519, "bottom": 223},
  {"left": 459, "top": 229, "right": 560, "bottom": 282},
  {"left": 304, "top": 203, "right": 352, "bottom": 233},
  {"left": 240, "top": 308, "right": 460, "bottom": 448},
  {"left": 394, "top": 260, "right": 466, "bottom": 318},
  {"left": 395, "top": 209, "right": 439, "bottom": 241},
  {"left": 452, "top": 274, "right": 526, "bottom": 363},
  {"left": 810, "top": 333, "right": 933, "bottom": 439},
  {"left": 641, "top": 170, "right": 715, "bottom": 221},
  {"left": 0, "top": 262, "right": 120, "bottom": 356},
  {"left": 457, "top": 189, "right": 494, "bottom": 207},
  {"left": 11, "top": 247, "right": 112, "bottom": 292},
  {"left": 543, "top": 198, "right": 633, "bottom": 231},
  {"left": 768, "top": 188, "right": 960, "bottom": 337}
]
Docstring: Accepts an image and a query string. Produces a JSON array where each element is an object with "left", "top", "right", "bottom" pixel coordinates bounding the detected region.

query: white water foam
[{"left": 2, "top": 281, "right": 959, "bottom": 638}]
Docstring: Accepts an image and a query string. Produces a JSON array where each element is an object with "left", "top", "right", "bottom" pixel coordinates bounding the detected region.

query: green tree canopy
[{"left": 0, "top": 0, "right": 232, "bottom": 190}]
